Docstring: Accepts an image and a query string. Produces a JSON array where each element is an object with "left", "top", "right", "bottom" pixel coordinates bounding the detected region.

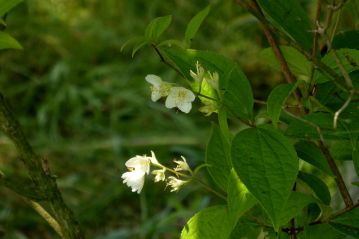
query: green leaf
[
  {"left": 180, "top": 205, "right": 233, "bottom": 239},
  {"left": 300, "top": 224, "right": 346, "bottom": 239},
  {"left": 330, "top": 207, "right": 359, "bottom": 237},
  {"left": 0, "top": 0, "right": 22, "bottom": 16},
  {"left": 257, "top": 0, "right": 313, "bottom": 50},
  {"left": 261, "top": 46, "right": 311, "bottom": 77},
  {"left": 332, "top": 30, "right": 359, "bottom": 50},
  {"left": 229, "top": 220, "right": 261, "bottom": 239},
  {"left": 144, "top": 15, "right": 172, "bottom": 41},
  {"left": 222, "top": 65, "right": 253, "bottom": 120},
  {"left": 0, "top": 31, "right": 22, "bottom": 50},
  {"left": 206, "top": 125, "right": 231, "bottom": 190},
  {"left": 131, "top": 37, "right": 147, "bottom": 58},
  {"left": 161, "top": 48, "right": 254, "bottom": 120},
  {"left": 227, "top": 169, "right": 257, "bottom": 223},
  {"left": 277, "top": 192, "right": 314, "bottom": 227},
  {"left": 231, "top": 125, "right": 298, "bottom": 230},
  {"left": 298, "top": 171, "right": 331, "bottom": 205},
  {"left": 294, "top": 140, "right": 332, "bottom": 176},
  {"left": 184, "top": 5, "right": 210, "bottom": 43},
  {"left": 267, "top": 83, "right": 296, "bottom": 127},
  {"left": 353, "top": 147, "right": 359, "bottom": 177}
]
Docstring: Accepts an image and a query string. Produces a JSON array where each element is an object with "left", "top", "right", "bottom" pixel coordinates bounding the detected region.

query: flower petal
[
  {"left": 177, "top": 102, "right": 192, "bottom": 113},
  {"left": 145, "top": 74, "right": 162, "bottom": 86},
  {"left": 165, "top": 93, "right": 176, "bottom": 109},
  {"left": 122, "top": 170, "right": 146, "bottom": 193},
  {"left": 125, "top": 156, "right": 150, "bottom": 174}
]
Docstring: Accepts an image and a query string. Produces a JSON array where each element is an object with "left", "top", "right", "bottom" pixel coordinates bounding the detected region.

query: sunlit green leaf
[
  {"left": 180, "top": 205, "right": 233, "bottom": 239},
  {"left": 145, "top": 15, "right": 172, "bottom": 41},
  {"left": 0, "top": 31, "right": 22, "bottom": 50},
  {"left": 231, "top": 125, "right": 298, "bottom": 230}
]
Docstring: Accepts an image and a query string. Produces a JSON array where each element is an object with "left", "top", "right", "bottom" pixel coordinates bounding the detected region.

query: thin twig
[{"left": 333, "top": 89, "right": 355, "bottom": 129}]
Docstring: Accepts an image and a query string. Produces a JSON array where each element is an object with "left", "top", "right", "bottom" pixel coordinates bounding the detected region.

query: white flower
[
  {"left": 145, "top": 74, "right": 171, "bottom": 102},
  {"left": 122, "top": 170, "right": 146, "bottom": 194},
  {"left": 152, "top": 169, "right": 166, "bottom": 182},
  {"left": 165, "top": 87, "right": 196, "bottom": 113},
  {"left": 190, "top": 61, "right": 204, "bottom": 83},
  {"left": 121, "top": 155, "right": 151, "bottom": 194},
  {"left": 174, "top": 156, "right": 192, "bottom": 173},
  {"left": 166, "top": 176, "right": 188, "bottom": 192}
]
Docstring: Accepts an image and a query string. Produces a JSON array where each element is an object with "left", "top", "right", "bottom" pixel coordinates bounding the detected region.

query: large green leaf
[
  {"left": 261, "top": 46, "right": 311, "bottom": 77},
  {"left": 162, "top": 48, "right": 254, "bottom": 120},
  {"left": 294, "top": 140, "right": 332, "bottom": 176},
  {"left": 298, "top": 171, "right": 331, "bottom": 205},
  {"left": 257, "top": 0, "right": 313, "bottom": 50},
  {"left": 180, "top": 205, "right": 233, "bottom": 239},
  {"left": 0, "top": 31, "right": 22, "bottom": 50},
  {"left": 144, "top": 15, "right": 172, "bottom": 41},
  {"left": 206, "top": 125, "right": 231, "bottom": 190},
  {"left": 267, "top": 83, "right": 296, "bottom": 127},
  {"left": 330, "top": 207, "right": 359, "bottom": 237},
  {"left": 184, "top": 5, "right": 210, "bottom": 43},
  {"left": 231, "top": 125, "right": 298, "bottom": 230},
  {"left": 0, "top": 0, "right": 22, "bottom": 16},
  {"left": 227, "top": 169, "right": 257, "bottom": 223}
]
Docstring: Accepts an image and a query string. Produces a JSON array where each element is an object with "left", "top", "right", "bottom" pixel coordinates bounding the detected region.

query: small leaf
[
  {"left": 206, "top": 125, "right": 231, "bottom": 190},
  {"left": 227, "top": 169, "right": 257, "bottom": 223},
  {"left": 267, "top": 83, "right": 296, "bottom": 127},
  {"left": 294, "top": 140, "right": 332, "bottom": 176},
  {"left": 0, "top": 31, "right": 22, "bottom": 50},
  {"left": 180, "top": 205, "right": 233, "bottom": 239},
  {"left": 131, "top": 38, "right": 148, "bottom": 58},
  {"left": 332, "top": 30, "right": 359, "bottom": 50},
  {"left": 298, "top": 171, "right": 331, "bottom": 205},
  {"left": 231, "top": 125, "right": 298, "bottom": 230},
  {"left": 144, "top": 15, "right": 172, "bottom": 41},
  {"left": 0, "top": 0, "right": 22, "bottom": 16},
  {"left": 184, "top": 5, "right": 211, "bottom": 43},
  {"left": 330, "top": 207, "right": 359, "bottom": 237}
]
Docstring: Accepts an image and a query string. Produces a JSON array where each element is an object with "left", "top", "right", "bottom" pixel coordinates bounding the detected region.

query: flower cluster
[
  {"left": 145, "top": 62, "right": 220, "bottom": 115},
  {"left": 122, "top": 151, "right": 192, "bottom": 194},
  {"left": 145, "top": 75, "right": 195, "bottom": 113}
]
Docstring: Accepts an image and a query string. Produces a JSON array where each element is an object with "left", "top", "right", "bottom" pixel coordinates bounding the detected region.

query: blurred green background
[{"left": 0, "top": 0, "right": 358, "bottom": 238}]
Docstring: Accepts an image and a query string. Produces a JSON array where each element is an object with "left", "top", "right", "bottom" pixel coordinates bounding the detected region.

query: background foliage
[{"left": 0, "top": 0, "right": 358, "bottom": 238}]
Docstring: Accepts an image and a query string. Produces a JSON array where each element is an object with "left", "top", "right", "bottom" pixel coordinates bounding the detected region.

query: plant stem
[
  {"left": 318, "top": 141, "right": 353, "bottom": 207},
  {"left": 0, "top": 93, "right": 84, "bottom": 239}
]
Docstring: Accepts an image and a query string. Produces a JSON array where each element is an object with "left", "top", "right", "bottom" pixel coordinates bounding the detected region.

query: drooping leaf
[
  {"left": 277, "top": 192, "right": 314, "bottom": 227},
  {"left": 0, "top": 31, "right": 22, "bottom": 50},
  {"left": 257, "top": 0, "right": 313, "bottom": 50},
  {"left": 184, "top": 5, "right": 210, "bottom": 43},
  {"left": 298, "top": 171, "right": 331, "bottom": 205},
  {"left": 0, "top": 0, "right": 22, "bottom": 16},
  {"left": 267, "top": 83, "right": 296, "bottom": 127},
  {"left": 294, "top": 140, "right": 332, "bottom": 176},
  {"left": 227, "top": 169, "right": 257, "bottom": 223},
  {"left": 180, "top": 205, "right": 233, "bottom": 239},
  {"left": 206, "top": 125, "right": 231, "bottom": 190},
  {"left": 231, "top": 125, "right": 298, "bottom": 230},
  {"left": 144, "top": 15, "right": 172, "bottom": 41},
  {"left": 332, "top": 30, "right": 359, "bottom": 50},
  {"left": 261, "top": 46, "right": 311, "bottom": 77},
  {"left": 330, "top": 207, "right": 359, "bottom": 237},
  {"left": 161, "top": 48, "right": 254, "bottom": 120}
]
